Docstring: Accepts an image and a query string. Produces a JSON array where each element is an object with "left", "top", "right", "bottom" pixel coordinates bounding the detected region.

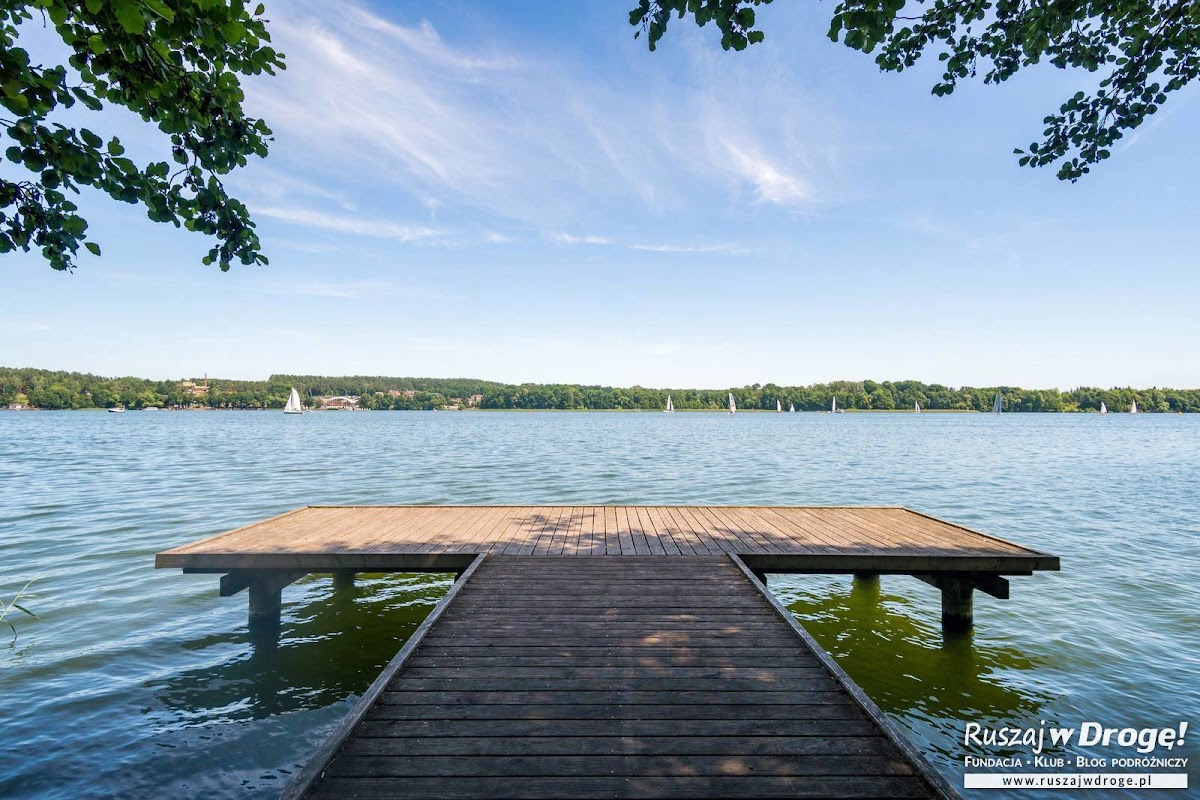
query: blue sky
[{"left": 3, "top": 0, "right": 1198, "bottom": 389}]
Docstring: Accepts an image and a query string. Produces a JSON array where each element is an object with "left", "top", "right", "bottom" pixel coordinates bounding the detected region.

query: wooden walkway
[{"left": 284, "top": 555, "right": 957, "bottom": 799}]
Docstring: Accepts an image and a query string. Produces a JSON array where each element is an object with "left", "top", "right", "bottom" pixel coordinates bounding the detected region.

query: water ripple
[{"left": 1, "top": 410, "right": 1197, "bottom": 799}]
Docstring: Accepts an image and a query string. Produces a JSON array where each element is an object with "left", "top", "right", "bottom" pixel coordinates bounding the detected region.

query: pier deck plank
[
  {"left": 293, "top": 556, "right": 953, "bottom": 799},
  {"left": 156, "top": 505, "right": 1057, "bottom": 574}
]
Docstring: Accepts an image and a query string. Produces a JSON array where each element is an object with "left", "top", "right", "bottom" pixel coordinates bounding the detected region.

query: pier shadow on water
[
  {"left": 771, "top": 574, "right": 1053, "bottom": 787},
  {"left": 147, "top": 573, "right": 452, "bottom": 727}
]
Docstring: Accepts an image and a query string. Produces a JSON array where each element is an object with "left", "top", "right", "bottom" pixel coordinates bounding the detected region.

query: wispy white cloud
[
  {"left": 551, "top": 235, "right": 751, "bottom": 254},
  {"left": 628, "top": 242, "right": 752, "bottom": 254},
  {"left": 722, "top": 142, "right": 814, "bottom": 208},
  {"left": 347, "top": 12, "right": 520, "bottom": 72},
  {"left": 231, "top": 166, "right": 358, "bottom": 212},
  {"left": 0, "top": 320, "right": 51, "bottom": 334},
  {"left": 257, "top": 280, "right": 456, "bottom": 301},
  {"left": 244, "top": 1, "right": 841, "bottom": 236},
  {"left": 274, "top": 240, "right": 344, "bottom": 254},
  {"left": 253, "top": 205, "right": 439, "bottom": 241},
  {"left": 550, "top": 233, "right": 610, "bottom": 245}
]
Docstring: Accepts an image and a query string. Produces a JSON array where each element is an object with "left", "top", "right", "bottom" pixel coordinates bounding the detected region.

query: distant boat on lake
[
  {"left": 788, "top": 403, "right": 795, "bottom": 413},
  {"left": 284, "top": 388, "right": 304, "bottom": 415},
  {"left": 663, "top": 395, "right": 674, "bottom": 413},
  {"left": 108, "top": 406, "right": 125, "bottom": 413},
  {"left": 728, "top": 393, "right": 736, "bottom": 415},
  {"left": 830, "top": 396, "right": 842, "bottom": 414},
  {"left": 1130, "top": 400, "right": 1138, "bottom": 414},
  {"left": 776, "top": 399, "right": 782, "bottom": 413},
  {"left": 992, "top": 392, "right": 1003, "bottom": 414},
  {"left": 915, "top": 402, "right": 921, "bottom": 413},
  {"left": 1099, "top": 401, "right": 1108, "bottom": 415}
]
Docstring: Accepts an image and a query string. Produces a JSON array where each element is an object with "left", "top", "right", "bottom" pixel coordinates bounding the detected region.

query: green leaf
[
  {"left": 113, "top": 0, "right": 145, "bottom": 34},
  {"left": 85, "top": 242, "right": 102, "bottom": 257},
  {"left": 87, "top": 35, "right": 107, "bottom": 55},
  {"left": 142, "top": 0, "right": 174, "bottom": 22},
  {"left": 11, "top": 603, "right": 38, "bottom": 618}
]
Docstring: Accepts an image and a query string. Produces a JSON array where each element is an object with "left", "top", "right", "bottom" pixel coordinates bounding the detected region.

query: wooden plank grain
[
  {"left": 290, "top": 553, "right": 953, "bottom": 799},
  {"left": 309, "top": 775, "right": 931, "bottom": 800}
]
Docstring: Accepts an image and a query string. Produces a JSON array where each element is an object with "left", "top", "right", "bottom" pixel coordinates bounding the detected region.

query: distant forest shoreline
[{"left": 3, "top": 367, "right": 1197, "bottom": 413}]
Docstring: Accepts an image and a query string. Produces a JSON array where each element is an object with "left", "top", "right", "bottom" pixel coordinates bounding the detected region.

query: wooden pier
[
  {"left": 156, "top": 505, "right": 1059, "bottom": 800},
  {"left": 157, "top": 505, "right": 1057, "bottom": 631}
]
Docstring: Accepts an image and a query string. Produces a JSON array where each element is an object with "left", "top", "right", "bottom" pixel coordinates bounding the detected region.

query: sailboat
[
  {"left": 728, "top": 393, "right": 736, "bottom": 415},
  {"left": 1099, "top": 401, "right": 1108, "bottom": 415},
  {"left": 788, "top": 403, "right": 795, "bottom": 413},
  {"left": 776, "top": 399, "right": 782, "bottom": 413},
  {"left": 915, "top": 402, "right": 921, "bottom": 413},
  {"left": 992, "top": 391, "right": 1003, "bottom": 414},
  {"left": 284, "top": 387, "right": 304, "bottom": 414},
  {"left": 1130, "top": 400, "right": 1138, "bottom": 414},
  {"left": 663, "top": 395, "right": 674, "bottom": 414},
  {"left": 830, "top": 396, "right": 842, "bottom": 414}
]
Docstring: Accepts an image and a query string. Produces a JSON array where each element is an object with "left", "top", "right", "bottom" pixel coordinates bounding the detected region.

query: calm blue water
[{"left": 1, "top": 410, "right": 1197, "bottom": 798}]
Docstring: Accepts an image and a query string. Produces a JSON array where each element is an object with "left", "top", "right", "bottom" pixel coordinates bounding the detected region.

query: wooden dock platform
[
  {"left": 157, "top": 505, "right": 1057, "bottom": 631},
  {"left": 283, "top": 555, "right": 959, "bottom": 799},
  {"left": 157, "top": 505, "right": 1059, "bottom": 799}
]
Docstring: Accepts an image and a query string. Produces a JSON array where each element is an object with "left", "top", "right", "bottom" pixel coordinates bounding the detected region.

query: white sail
[
  {"left": 728, "top": 393, "right": 736, "bottom": 414},
  {"left": 284, "top": 387, "right": 303, "bottom": 414},
  {"left": 992, "top": 391, "right": 1002, "bottom": 414},
  {"left": 776, "top": 399, "right": 782, "bottom": 413},
  {"left": 664, "top": 395, "right": 674, "bottom": 413},
  {"left": 789, "top": 403, "right": 795, "bottom": 413},
  {"left": 1130, "top": 400, "right": 1138, "bottom": 414},
  {"left": 831, "top": 396, "right": 837, "bottom": 413},
  {"left": 1099, "top": 401, "right": 1107, "bottom": 415},
  {"left": 915, "top": 402, "right": 921, "bottom": 413}
]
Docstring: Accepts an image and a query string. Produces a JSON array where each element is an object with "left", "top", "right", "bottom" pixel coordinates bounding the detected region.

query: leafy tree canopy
[
  {"left": 0, "top": 0, "right": 284, "bottom": 271},
  {"left": 630, "top": 0, "right": 1198, "bottom": 180}
]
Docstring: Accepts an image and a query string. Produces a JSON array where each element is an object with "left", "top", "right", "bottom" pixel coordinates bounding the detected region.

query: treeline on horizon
[{"left": 2, "top": 367, "right": 1198, "bottom": 413}]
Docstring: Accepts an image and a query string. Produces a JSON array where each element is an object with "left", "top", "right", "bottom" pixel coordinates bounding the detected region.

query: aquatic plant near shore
[{"left": 2, "top": 578, "right": 39, "bottom": 647}]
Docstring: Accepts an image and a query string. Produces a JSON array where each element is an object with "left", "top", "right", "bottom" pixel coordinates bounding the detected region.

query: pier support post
[
  {"left": 938, "top": 579, "right": 974, "bottom": 632},
  {"left": 751, "top": 569, "right": 768, "bottom": 586},
  {"left": 248, "top": 581, "right": 282, "bottom": 633},
  {"left": 914, "top": 574, "right": 992, "bottom": 632},
  {"left": 229, "top": 571, "right": 305, "bottom": 634},
  {"left": 852, "top": 572, "right": 881, "bottom": 601},
  {"left": 332, "top": 570, "right": 355, "bottom": 591}
]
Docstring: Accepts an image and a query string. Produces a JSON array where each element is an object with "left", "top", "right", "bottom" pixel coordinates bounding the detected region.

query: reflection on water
[
  {"left": 0, "top": 570, "right": 448, "bottom": 800},
  {"left": 776, "top": 574, "right": 1063, "bottom": 797},
  {"left": 150, "top": 574, "right": 451, "bottom": 727}
]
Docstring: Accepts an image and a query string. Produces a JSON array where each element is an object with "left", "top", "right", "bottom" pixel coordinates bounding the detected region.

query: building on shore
[
  {"left": 179, "top": 380, "right": 210, "bottom": 397},
  {"left": 318, "top": 396, "right": 360, "bottom": 410}
]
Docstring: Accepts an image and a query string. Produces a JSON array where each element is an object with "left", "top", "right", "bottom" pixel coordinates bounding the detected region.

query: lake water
[{"left": 1, "top": 410, "right": 1197, "bottom": 798}]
